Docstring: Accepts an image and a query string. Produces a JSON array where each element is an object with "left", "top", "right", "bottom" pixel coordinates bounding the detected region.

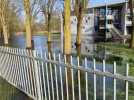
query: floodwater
[
  {"left": 8, "top": 34, "right": 134, "bottom": 100},
  {"left": 10, "top": 34, "right": 96, "bottom": 55},
  {"left": 0, "top": 33, "right": 133, "bottom": 100}
]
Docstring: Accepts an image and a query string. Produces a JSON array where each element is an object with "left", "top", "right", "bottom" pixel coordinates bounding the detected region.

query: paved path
[{"left": 0, "top": 77, "right": 33, "bottom": 100}]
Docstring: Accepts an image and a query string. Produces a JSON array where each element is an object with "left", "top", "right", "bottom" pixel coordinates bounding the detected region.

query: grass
[
  {"left": 98, "top": 42, "right": 134, "bottom": 74},
  {"left": 98, "top": 42, "right": 134, "bottom": 60},
  {"left": 98, "top": 42, "right": 134, "bottom": 99}
]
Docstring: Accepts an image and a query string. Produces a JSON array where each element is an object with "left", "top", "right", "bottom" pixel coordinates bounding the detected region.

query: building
[
  {"left": 88, "top": 0, "right": 131, "bottom": 40},
  {"left": 71, "top": 14, "right": 95, "bottom": 35}
]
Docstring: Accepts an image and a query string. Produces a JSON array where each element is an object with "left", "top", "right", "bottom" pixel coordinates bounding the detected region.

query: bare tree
[
  {"left": 23, "top": 0, "right": 33, "bottom": 49},
  {"left": 63, "top": 0, "right": 71, "bottom": 55},
  {"left": 0, "top": 0, "right": 24, "bottom": 45},
  {"left": 74, "top": 0, "right": 88, "bottom": 46},
  {"left": 23, "top": 0, "right": 41, "bottom": 49},
  {"left": 38, "top": 0, "right": 57, "bottom": 43},
  {"left": 0, "top": 0, "right": 10, "bottom": 45}
]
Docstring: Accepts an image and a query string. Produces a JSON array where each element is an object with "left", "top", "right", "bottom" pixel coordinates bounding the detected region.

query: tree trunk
[
  {"left": 130, "top": 0, "right": 134, "bottom": 48},
  {"left": 3, "top": 24, "right": 9, "bottom": 45},
  {"left": 0, "top": 0, "right": 9, "bottom": 46},
  {"left": 47, "top": 13, "right": 51, "bottom": 43},
  {"left": 64, "top": 0, "right": 71, "bottom": 55},
  {"left": 64, "top": 1, "right": 72, "bottom": 96},
  {"left": 76, "top": 5, "right": 83, "bottom": 46},
  {"left": 24, "top": 0, "right": 32, "bottom": 49}
]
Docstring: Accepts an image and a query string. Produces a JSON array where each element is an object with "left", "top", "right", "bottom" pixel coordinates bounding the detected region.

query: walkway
[{"left": 0, "top": 77, "right": 32, "bottom": 100}]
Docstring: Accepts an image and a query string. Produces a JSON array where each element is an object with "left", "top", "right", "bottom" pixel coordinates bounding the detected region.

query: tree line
[{"left": 0, "top": 0, "right": 88, "bottom": 55}]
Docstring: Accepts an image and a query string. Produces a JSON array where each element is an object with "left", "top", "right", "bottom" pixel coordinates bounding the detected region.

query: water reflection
[{"left": 10, "top": 34, "right": 95, "bottom": 55}]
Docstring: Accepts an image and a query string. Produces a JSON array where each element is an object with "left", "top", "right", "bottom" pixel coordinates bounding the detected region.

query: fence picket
[
  {"left": 40, "top": 51, "right": 47, "bottom": 100},
  {"left": 103, "top": 60, "right": 106, "bottom": 100},
  {"left": 93, "top": 59, "right": 96, "bottom": 100},
  {"left": 77, "top": 56, "right": 81, "bottom": 100},
  {"left": 53, "top": 53, "right": 59, "bottom": 100},
  {"left": 33, "top": 50, "right": 42, "bottom": 100},
  {"left": 71, "top": 56, "right": 75, "bottom": 100},
  {"left": 125, "top": 64, "right": 129, "bottom": 100},
  {"left": 85, "top": 58, "right": 88, "bottom": 100},
  {"left": 45, "top": 52, "right": 51, "bottom": 100},
  {"left": 49, "top": 52, "right": 55, "bottom": 100},
  {"left": 59, "top": 54, "right": 64, "bottom": 100},
  {"left": 64, "top": 55, "right": 69, "bottom": 100},
  {"left": 114, "top": 62, "right": 116, "bottom": 100}
]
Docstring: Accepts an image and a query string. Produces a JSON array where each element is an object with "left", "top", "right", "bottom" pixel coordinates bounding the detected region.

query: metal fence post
[
  {"left": 71, "top": 56, "right": 75, "bottom": 100},
  {"left": 53, "top": 53, "right": 59, "bottom": 100},
  {"left": 93, "top": 59, "right": 96, "bottom": 100},
  {"left": 77, "top": 56, "right": 81, "bottom": 100},
  {"left": 85, "top": 58, "right": 88, "bottom": 100},
  {"left": 103, "top": 60, "right": 106, "bottom": 100},
  {"left": 64, "top": 55, "right": 69, "bottom": 100},
  {"left": 33, "top": 50, "right": 42, "bottom": 100},
  {"left": 59, "top": 54, "right": 64, "bottom": 100},
  {"left": 125, "top": 63, "right": 129, "bottom": 100},
  {"left": 113, "top": 62, "right": 116, "bottom": 100},
  {"left": 49, "top": 52, "right": 55, "bottom": 100}
]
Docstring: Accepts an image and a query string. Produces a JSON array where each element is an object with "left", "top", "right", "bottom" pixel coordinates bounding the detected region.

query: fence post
[
  {"left": 33, "top": 50, "right": 42, "bottom": 100},
  {"left": 45, "top": 52, "right": 51, "bottom": 100},
  {"left": 85, "top": 58, "right": 88, "bottom": 100},
  {"left": 113, "top": 62, "right": 116, "bottom": 100},
  {"left": 49, "top": 52, "right": 55, "bottom": 100},
  {"left": 93, "top": 59, "right": 96, "bottom": 100},
  {"left": 77, "top": 56, "right": 81, "bottom": 100},
  {"left": 40, "top": 51, "right": 47, "bottom": 100},
  {"left": 53, "top": 53, "right": 59, "bottom": 100},
  {"left": 125, "top": 63, "right": 129, "bottom": 100},
  {"left": 71, "top": 56, "right": 75, "bottom": 100},
  {"left": 64, "top": 55, "right": 69, "bottom": 100},
  {"left": 103, "top": 60, "right": 106, "bottom": 100},
  {"left": 59, "top": 54, "right": 64, "bottom": 100}
]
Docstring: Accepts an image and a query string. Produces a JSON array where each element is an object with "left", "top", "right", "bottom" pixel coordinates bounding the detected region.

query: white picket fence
[{"left": 0, "top": 46, "right": 134, "bottom": 100}]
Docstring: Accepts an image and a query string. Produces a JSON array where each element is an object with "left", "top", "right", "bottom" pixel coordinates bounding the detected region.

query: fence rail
[{"left": 0, "top": 46, "right": 134, "bottom": 100}]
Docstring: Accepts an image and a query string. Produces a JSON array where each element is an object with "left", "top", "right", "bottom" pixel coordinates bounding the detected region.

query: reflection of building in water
[
  {"left": 71, "top": 35, "right": 96, "bottom": 54},
  {"left": 70, "top": 14, "right": 95, "bottom": 54}
]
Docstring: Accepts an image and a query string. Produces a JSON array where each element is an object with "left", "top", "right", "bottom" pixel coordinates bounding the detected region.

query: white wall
[{"left": 71, "top": 14, "right": 95, "bottom": 35}]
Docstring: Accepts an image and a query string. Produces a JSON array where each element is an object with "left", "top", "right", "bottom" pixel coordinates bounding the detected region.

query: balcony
[
  {"left": 126, "top": 20, "right": 132, "bottom": 26},
  {"left": 99, "top": 24, "right": 113, "bottom": 30},
  {"left": 99, "top": 15, "right": 114, "bottom": 20}
]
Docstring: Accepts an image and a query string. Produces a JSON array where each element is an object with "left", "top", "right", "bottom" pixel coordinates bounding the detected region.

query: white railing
[{"left": 0, "top": 46, "right": 134, "bottom": 100}]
